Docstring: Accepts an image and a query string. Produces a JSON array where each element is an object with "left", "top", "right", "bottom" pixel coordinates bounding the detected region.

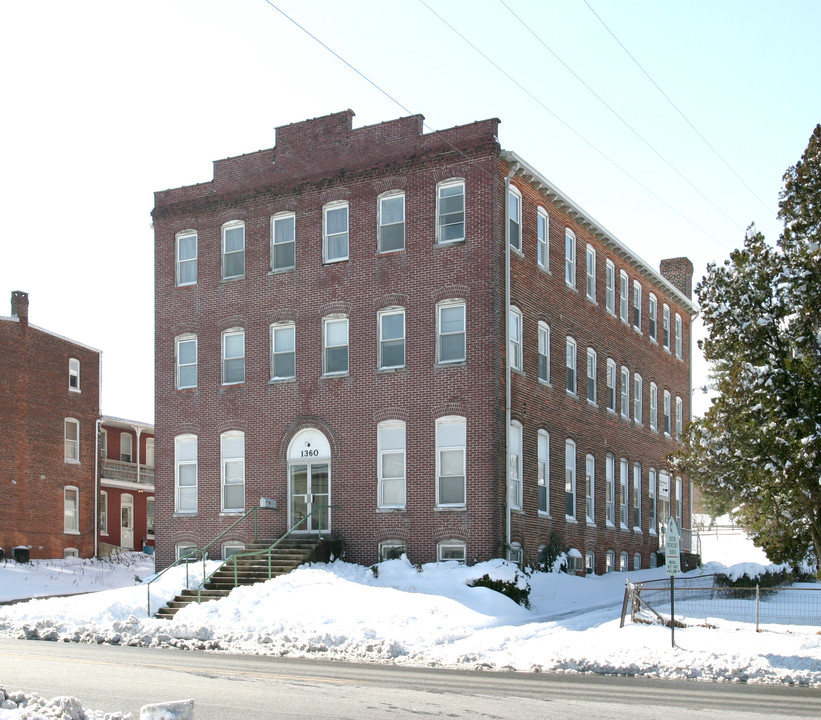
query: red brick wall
[{"left": 0, "top": 312, "right": 100, "bottom": 559}]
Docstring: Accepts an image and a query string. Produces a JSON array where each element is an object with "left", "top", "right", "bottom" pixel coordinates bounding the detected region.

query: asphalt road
[{"left": 0, "top": 637, "right": 818, "bottom": 719}]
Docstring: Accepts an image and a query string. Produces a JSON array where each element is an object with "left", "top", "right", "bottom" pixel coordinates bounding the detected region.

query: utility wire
[
  {"left": 498, "top": 0, "right": 744, "bottom": 232},
  {"left": 417, "top": 0, "right": 729, "bottom": 248},
  {"left": 583, "top": 0, "right": 774, "bottom": 217}
]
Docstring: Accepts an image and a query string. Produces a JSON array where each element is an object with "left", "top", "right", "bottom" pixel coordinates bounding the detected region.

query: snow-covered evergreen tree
[{"left": 677, "top": 125, "right": 821, "bottom": 575}]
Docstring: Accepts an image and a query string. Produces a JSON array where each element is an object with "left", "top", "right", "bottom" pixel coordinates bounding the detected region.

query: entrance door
[
  {"left": 120, "top": 494, "right": 134, "bottom": 550},
  {"left": 289, "top": 463, "right": 330, "bottom": 533}
]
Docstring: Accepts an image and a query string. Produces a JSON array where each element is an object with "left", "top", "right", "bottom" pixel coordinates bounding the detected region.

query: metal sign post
[{"left": 665, "top": 517, "right": 681, "bottom": 647}]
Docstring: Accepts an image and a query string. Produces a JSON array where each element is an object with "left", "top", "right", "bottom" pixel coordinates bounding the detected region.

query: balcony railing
[{"left": 100, "top": 458, "right": 155, "bottom": 486}]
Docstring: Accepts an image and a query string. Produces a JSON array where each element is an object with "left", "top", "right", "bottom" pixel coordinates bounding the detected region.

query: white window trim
[
  {"left": 175, "top": 434, "right": 198, "bottom": 515},
  {"left": 537, "top": 429, "right": 550, "bottom": 516},
  {"left": 120, "top": 432, "right": 133, "bottom": 463},
  {"left": 99, "top": 489, "right": 108, "bottom": 535},
  {"left": 675, "top": 313, "right": 683, "bottom": 359},
  {"left": 222, "top": 542, "right": 246, "bottom": 560},
  {"left": 538, "top": 322, "right": 550, "bottom": 385},
  {"left": 323, "top": 201, "right": 349, "bottom": 263},
  {"left": 436, "top": 178, "right": 465, "bottom": 244},
  {"left": 676, "top": 395, "right": 684, "bottom": 437},
  {"left": 270, "top": 322, "right": 296, "bottom": 380},
  {"left": 585, "top": 244, "right": 596, "bottom": 301},
  {"left": 606, "top": 358, "right": 617, "bottom": 413},
  {"left": 509, "top": 421, "right": 523, "bottom": 511},
  {"left": 663, "top": 304, "right": 671, "bottom": 351},
  {"left": 69, "top": 358, "right": 80, "bottom": 392},
  {"left": 605, "top": 453, "right": 615, "bottom": 527},
  {"left": 175, "top": 334, "right": 198, "bottom": 390},
  {"left": 175, "top": 230, "right": 198, "bottom": 287},
  {"left": 605, "top": 260, "right": 616, "bottom": 315},
  {"left": 509, "top": 306, "right": 523, "bottom": 372},
  {"left": 221, "top": 430, "right": 246, "bottom": 513},
  {"left": 648, "top": 293, "right": 658, "bottom": 343},
  {"left": 620, "top": 366, "right": 630, "bottom": 420},
  {"left": 565, "top": 228, "right": 576, "bottom": 288},
  {"left": 437, "top": 540, "right": 466, "bottom": 563},
  {"left": 436, "top": 300, "right": 466, "bottom": 365},
  {"left": 619, "top": 457, "right": 629, "bottom": 530},
  {"left": 537, "top": 207, "right": 549, "bottom": 271},
  {"left": 64, "top": 485, "right": 80, "bottom": 534},
  {"left": 378, "top": 420, "right": 407, "bottom": 509},
  {"left": 585, "top": 453, "right": 595, "bottom": 525},
  {"left": 619, "top": 270, "right": 629, "bottom": 324},
  {"left": 565, "top": 439, "right": 576, "bottom": 521},
  {"left": 436, "top": 415, "right": 466, "bottom": 508},
  {"left": 650, "top": 382, "right": 659, "bottom": 431},
  {"left": 378, "top": 307, "right": 406, "bottom": 370},
  {"left": 221, "top": 328, "right": 245, "bottom": 385},
  {"left": 65, "top": 418, "right": 80, "bottom": 463},
  {"left": 566, "top": 336, "right": 577, "bottom": 396},
  {"left": 664, "top": 390, "right": 672, "bottom": 436},
  {"left": 322, "top": 315, "right": 349, "bottom": 376},
  {"left": 379, "top": 541, "right": 407, "bottom": 561},
  {"left": 586, "top": 348, "right": 597, "bottom": 405},
  {"left": 632, "top": 280, "right": 642, "bottom": 332},
  {"left": 221, "top": 221, "right": 245, "bottom": 280},
  {"left": 649, "top": 468, "right": 658, "bottom": 535},
  {"left": 271, "top": 211, "right": 296, "bottom": 271},
  {"left": 633, "top": 463, "right": 642, "bottom": 531},
  {"left": 633, "top": 373, "right": 643, "bottom": 425},
  {"left": 378, "top": 191, "right": 406, "bottom": 253},
  {"left": 508, "top": 186, "right": 522, "bottom": 253}
]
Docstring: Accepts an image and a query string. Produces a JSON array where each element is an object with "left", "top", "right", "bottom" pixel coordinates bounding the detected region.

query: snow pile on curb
[{"left": 0, "top": 687, "right": 129, "bottom": 719}]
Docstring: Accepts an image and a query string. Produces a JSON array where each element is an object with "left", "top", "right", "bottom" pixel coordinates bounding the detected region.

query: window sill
[
  {"left": 323, "top": 258, "right": 349, "bottom": 265},
  {"left": 538, "top": 511, "right": 551, "bottom": 519},
  {"left": 620, "top": 523, "right": 629, "bottom": 531},
  {"left": 321, "top": 372, "right": 350, "bottom": 379},
  {"left": 566, "top": 390, "right": 578, "bottom": 399},
  {"left": 221, "top": 381, "right": 245, "bottom": 387},
  {"left": 565, "top": 515, "right": 578, "bottom": 524},
  {"left": 586, "top": 520, "right": 596, "bottom": 527},
  {"left": 269, "top": 267, "right": 295, "bottom": 277},
  {"left": 435, "top": 505, "right": 467, "bottom": 512},
  {"left": 565, "top": 283, "right": 578, "bottom": 293},
  {"left": 436, "top": 360, "right": 467, "bottom": 368},
  {"left": 69, "top": 387, "right": 81, "bottom": 394},
  {"left": 537, "top": 264, "right": 550, "bottom": 275},
  {"left": 633, "top": 325, "right": 642, "bottom": 334},
  {"left": 64, "top": 459, "right": 80, "bottom": 465},
  {"left": 221, "top": 275, "right": 246, "bottom": 283},
  {"left": 176, "top": 281, "right": 197, "bottom": 288},
  {"left": 64, "top": 530, "right": 81, "bottom": 536},
  {"left": 176, "top": 386, "right": 197, "bottom": 391},
  {"left": 586, "top": 295, "right": 597, "bottom": 306},
  {"left": 606, "top": 521, "right": 615, "bottom": 529},
  {"left": 434, "top": 238, "right": 466, "bottom": 249},
  {"left": 173, "top": 512, "right": 198, "bottom": 518},
  {"left": 377, "top": 248, "right": 406, "bottom": 257},
  {"left": 606, "top": 408, "right": 617, "bottom": 416},
  {"left": 269, "top": 377, "right": 296, "bottom": 384},
  {"left": 587, "top": 400, "right": 598, "bottom": 408},
  {"left": 510, "top": 246, "right": 524, "bottom": 258},
  {"left": 376, "top": 366, "right": 407, "bottom": 375},
  {"left": 649, "top": 530, "right": 657, "bottom": 536},
  {"left": 633, "top": 527, "right": 643, "bottom": 534},
  {"left": 220, "top": 511, "right": 244, "bottom": 517},
  {"left": 376, "top": 507, "right": 407, "bottom": 513}
]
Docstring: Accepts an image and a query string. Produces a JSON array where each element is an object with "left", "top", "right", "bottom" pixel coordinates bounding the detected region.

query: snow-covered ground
[{"left": 0, "top": 533, "right": 819, "bottom": 719}]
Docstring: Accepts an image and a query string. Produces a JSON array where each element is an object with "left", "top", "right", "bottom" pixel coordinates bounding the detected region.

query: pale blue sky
[{"left": 1, "top": 0, "right": 819, "bottom": 422}]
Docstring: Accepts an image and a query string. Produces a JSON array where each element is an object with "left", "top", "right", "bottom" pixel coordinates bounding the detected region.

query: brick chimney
[
  {"left": 659, "top": 257, "right": 694, "bottom": 299},
  {"left": 11, "top": 290, "right": 29, "bottom": 326}
]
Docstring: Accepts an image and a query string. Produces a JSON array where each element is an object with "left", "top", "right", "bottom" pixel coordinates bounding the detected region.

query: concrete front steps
[{"left": 155, "top": 537, "right": 332, "bottom": 619}]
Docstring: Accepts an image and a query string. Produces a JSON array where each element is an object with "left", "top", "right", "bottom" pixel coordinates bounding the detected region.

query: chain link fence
[{"left": 622, "top": 574, "right": 821, "bottom": 631}]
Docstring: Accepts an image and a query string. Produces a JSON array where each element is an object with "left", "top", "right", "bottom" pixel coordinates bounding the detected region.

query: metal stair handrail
[
  {"left": 195, "top": 504, "right": 339, "bottom": 604},
  {"left": 145, "top": 505, "right": 277, "bottom": 617}
]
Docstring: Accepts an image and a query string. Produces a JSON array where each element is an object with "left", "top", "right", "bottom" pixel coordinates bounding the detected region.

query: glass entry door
[{"left": 289, "top": 463, "right": 330, "bottom": 533}]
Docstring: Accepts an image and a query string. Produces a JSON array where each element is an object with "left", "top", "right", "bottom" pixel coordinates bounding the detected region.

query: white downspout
[
  {"left": 94, "top": 417, "right": 102, "bottom": 558},
  {"left": 504, "top": 164, "right": 517, "bottom": 558}
]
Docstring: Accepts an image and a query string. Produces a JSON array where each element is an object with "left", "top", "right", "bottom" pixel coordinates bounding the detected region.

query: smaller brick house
[
  {"left": 98, "top": 416, "right": 155, "bottom": 555},
  {"left": 0, "top": 291, "right": 101, "bottom": 559}
]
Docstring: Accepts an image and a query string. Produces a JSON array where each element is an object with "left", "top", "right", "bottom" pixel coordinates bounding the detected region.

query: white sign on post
[{"left": 665, "top": 517, "right": 682, "bottom": 575}]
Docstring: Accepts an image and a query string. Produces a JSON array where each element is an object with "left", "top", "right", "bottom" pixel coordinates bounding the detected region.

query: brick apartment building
[
  {"left": 98, "top": 416, "right": 155, "bottom": 555},
  {"left": 152, "top": 110, "right": 697, "bottom": 573},
  {"left": 0, "top": 291, "right": 101, "bottom": 559}
]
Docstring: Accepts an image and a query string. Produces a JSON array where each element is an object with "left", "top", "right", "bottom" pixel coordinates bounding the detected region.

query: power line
[
  {"left": 417, "top": 0, "right": 732, "bottom": 249},
  {"left": 582, "top": 0, "right": 774, "bottom": 218},
  {"left": 498, "top": 0, "right": 744, "bottom": 233}
]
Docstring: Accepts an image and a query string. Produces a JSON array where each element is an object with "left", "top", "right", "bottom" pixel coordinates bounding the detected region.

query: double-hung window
[
  {"left": 271, "top": 212, "right": 296, "bottom": 271},
  {"left": 632, "top": 280, "right": 642, "bottom": 331},
  {"left": 437, "top": 180, "right": 465, "bottom": 243},
  {"left": 586, "top": 348, "right": 597, "bottom": 405},
  {"left": 565, "top": 229, "right": 576, "bottom": 288},
  {"left": 605, "top": 260, "right": 616, "bottom": 315},
  {"left": 537, "top": 207, "right": 549, "bottom": 270},
  {"left": 633, "top": 373, "right": 643, "bottom": 424},
  {"left": 633, "top": 464, "right": 642, "bottom": 529},
  {"left": 176, "top": 231, "right": 197, "bottom": 286},
  {"left": 662, "top": 304, "right": 671, "bottom": 350},
  {"left": 64, "top": 486, "right": 79, "bottom": 533},
  {"left": 120, "top": 433, "right": 133, "bottom": 462},
  {"left": 508, "top": 187, "right": 522, "bottom": 252},
  {"left": 585, "top": 245, "right": 596, "bottom": 301},
  {"left": 537, "top": 430, "right": 549, "bottom": 514},
  {"left": 379, "top": 308, "right": 405, "bottom": 369},
  {"left": 619, "top": 270, "right": 629, "bottom": 324},
  {"left": 565, "top": 439, "right": 576, "bottom": 519},
  {"left": 538, "top": 322, "right": 550, "bottom": 384},
  {"left": 175, "top": 434, "right": 198, "bottom": 514},
  {"left": 675, "top": 313, "right": 683, "bottom": 359},
  {"left": 606, "top": 358, "right": 617, "bottom": 412},
  {"left": 436, "top": 416, "right": 466, "bottom": 507},
  {"left": 676, "top": 477, "right": 683, "bottom": 529},
  {"left": 619, "top": 457, "right": 629, "bottom": 529},
  {"left": 676, "top": 396, "right": 683, "bottom": 437},
  {"left": 271, "top": 323, "right": 296, "bottom": 380},
  {"left": 650, "top": 383, "right": 658, "bottom": 431},
  {"left": 69, "top": 358, "right": 80, "bottom": 392},
  {"left": 605, "top": 453, "right": 615, "bottom": 526},
  {"left": 222, "top": 222, "right": 245, "bottom": 279},
  {"left": 585, "top": 454, "right": 595, "bottom": 524},
  {"left": 620, "top": 365, "right": 630, "bottom": 419},
  {"left": 648, "top": 294, "right": 658, "bottom": 342},
  {"left": 176, "top": 334, "right": 197, "bottom": 389},
  {"left": 437, "top": 301, "right": 465, "bottom": 364},
  {"left": 323, "top": 316, "right": 349, "bottom": 375},
  {"left": 663, "top": 390, "right": 672, "bottom": 435},
  {"left": 65, "top": 418, "right": 79, "bottom": 462},
  {"left": 221, "top": 431, "right": 245, "bottom": 512},
  {"left": 378, "top": 421, "right": 406, "bottom": 508},
  {"left": 324, "top": 202, "right": 349, "bottom": 262},
  {"left": 649, "top": 468, "right": 658, "bottom": 533},
  {"left": 379, "top": 192, "right": 405, "bottom": 253},
  {"left": 509, "top": 421, "right": 523, "bottom": 510},
  {"left": 222, "top": 329, "right": 245, "bottom": 384},
  {"left": 566, "top": 337, "right": 577, "bottom": 395},
  {"left": 509, "top": 307, "right": 523, "bottom": 372}
]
